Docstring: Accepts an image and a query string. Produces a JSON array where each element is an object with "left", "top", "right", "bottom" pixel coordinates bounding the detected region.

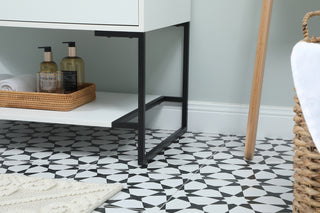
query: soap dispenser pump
[{"left": 60, "top": 41, "right": 85, "bottom": 92}]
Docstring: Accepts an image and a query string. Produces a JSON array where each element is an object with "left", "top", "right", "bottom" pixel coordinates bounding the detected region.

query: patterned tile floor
[{"left": 0, "top": 120, "right": 294, "bottom": 212}]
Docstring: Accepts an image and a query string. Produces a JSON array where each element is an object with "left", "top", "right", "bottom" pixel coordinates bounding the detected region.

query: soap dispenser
[
  {"left": 38, "top": 46, "right": 58, "bottom": 73},
  {"left": 38, "top": 46, "right": 61, "bottom": 93},
  {"left": 60, "top": 41, "right": 85, "bottom": 92}
]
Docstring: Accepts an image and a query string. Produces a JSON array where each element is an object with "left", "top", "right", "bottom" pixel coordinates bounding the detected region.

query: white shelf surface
[{"left": 0, "top": 92, "right": 159, "bottom": 127}]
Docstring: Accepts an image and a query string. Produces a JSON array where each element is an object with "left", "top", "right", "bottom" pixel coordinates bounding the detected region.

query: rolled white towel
[
  {"left": 0, "top": 74, "right": 36, "bottom": 92},
  {"left": 0, "top": 74, "right": 14, "bottom": 81}
]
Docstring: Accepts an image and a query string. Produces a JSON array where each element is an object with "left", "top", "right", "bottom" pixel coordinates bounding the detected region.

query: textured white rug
[{"left": 0, "top": 174, "right": 122, "bottom": 213}]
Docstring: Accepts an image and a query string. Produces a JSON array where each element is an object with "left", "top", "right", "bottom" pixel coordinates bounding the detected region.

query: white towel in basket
[
  {"left": 291, "top": 41, "right": 320, "bottom": 151},
  {"left": 0, "top": 74, "right": 36, "bottom": 92}
]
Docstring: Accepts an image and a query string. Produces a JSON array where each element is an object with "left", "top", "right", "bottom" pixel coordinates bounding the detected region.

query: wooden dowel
[{"left": 244, "top": 0, "right": 274, "bottom": 160}]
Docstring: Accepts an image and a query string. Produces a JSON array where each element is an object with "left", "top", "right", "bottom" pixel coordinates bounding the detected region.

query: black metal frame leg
[
  {"left": 95, "top": 22, "right": 190, "bottom": 166},
  {"left": 138, "top": 33, "right": 146, "bottom": 165}
]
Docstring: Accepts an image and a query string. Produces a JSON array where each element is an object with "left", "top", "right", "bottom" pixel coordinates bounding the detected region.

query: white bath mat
[{"left": 0, "top": 174, "right": 122, "bottom": 213}]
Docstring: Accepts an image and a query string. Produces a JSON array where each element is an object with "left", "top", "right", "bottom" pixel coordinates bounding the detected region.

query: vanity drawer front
[{"left": 0, "top": 0, "right": 139, "bottom": 26}]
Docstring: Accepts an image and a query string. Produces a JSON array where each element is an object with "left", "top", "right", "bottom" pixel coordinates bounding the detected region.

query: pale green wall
[
  {"left": 0, "top": 0, "right": 319, "bottom": 106},
  {"left": 190, "top": 0, "right": 320, "bottom": 106}
]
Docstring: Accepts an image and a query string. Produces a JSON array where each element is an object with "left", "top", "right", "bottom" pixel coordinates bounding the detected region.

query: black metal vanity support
[
  {"left": 138, "top": 33, "right": 146, "bottom": 165},
  {"left": 95, "top": 22, "right": 190, "bottom": 165}
]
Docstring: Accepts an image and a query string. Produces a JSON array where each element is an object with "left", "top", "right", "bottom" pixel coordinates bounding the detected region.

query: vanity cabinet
[
  {"left": 0, "top": 0, "right": 191, "bottom": 32},
  {"left": 0, "top": 0, "right": 191, "bottom": 165}
]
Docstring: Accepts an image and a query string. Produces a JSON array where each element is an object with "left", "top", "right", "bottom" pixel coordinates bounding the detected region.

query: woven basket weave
[
  {"left": 0, "top": 83, "right": 96, "bottom": 111},
  {"left": 293, "top": 10, "right": 320, "bottom": 213},
  {"left": 293, "top": 95, "right": 320, "bottom": 213}
]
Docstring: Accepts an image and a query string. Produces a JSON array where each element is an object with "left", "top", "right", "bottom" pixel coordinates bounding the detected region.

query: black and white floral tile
[{"left": 0, "top": 120, "right": 294, "bottom": 213}]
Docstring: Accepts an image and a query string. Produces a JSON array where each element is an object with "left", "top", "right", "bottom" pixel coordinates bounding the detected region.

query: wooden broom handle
[
  {"left": 303, "top": 11, "right": 320, "bottom": 43},
  {"left": 244, "top": 0, "right": 273, "bottom": 160}
]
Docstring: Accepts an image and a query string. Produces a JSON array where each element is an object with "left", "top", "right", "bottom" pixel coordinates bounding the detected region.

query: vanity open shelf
[
  {"left": 0, "top": 92, "right": 159, "bottom": 128},
  {"left": 0, "top": 0, "right": 191, "bottom": 165}
]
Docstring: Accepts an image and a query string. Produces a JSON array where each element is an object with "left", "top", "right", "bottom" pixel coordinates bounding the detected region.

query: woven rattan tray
[{"left": 0, "top": 83, "right": 96, "bottom": 111}]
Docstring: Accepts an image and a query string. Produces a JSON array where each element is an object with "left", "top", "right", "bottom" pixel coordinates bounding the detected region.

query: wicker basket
[
  {"left": 293, "top": 11, "right": 320, "bottom": 213},
  {"left": 0, "top": 83, "right": 96, "bottom": 111}
]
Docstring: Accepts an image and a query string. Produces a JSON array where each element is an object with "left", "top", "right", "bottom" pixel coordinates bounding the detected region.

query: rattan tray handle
[{"left": 303, "top": 10, "right": 320, "bottom": 43}]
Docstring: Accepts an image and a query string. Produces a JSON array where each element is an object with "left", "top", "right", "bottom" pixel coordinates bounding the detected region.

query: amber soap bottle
[
  {"left": 60, "top": 42, "right": 85, "bottom": 92},
  {"left": 38, "top": 46, "right": 61, "bottom": 93}
]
